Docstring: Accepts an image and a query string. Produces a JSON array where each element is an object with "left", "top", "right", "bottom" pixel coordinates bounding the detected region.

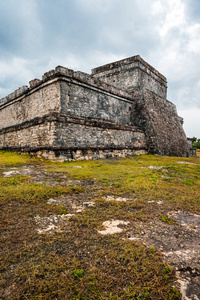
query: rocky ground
[{"left": 1, "top": 155, "right": 200, "bottom": 299}]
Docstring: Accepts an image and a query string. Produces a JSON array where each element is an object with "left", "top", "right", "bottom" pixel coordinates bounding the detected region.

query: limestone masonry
[{"left": 0, "top": 55, "right": 190, "bottom": 160}]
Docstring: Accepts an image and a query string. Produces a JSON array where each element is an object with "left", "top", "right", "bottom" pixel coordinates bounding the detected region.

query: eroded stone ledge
[
  {"left": 0, "top": 112, "right": 142, "bottom": 134},
  {"left": 27, "top": 148, "right": 147, "bottom": 161},
  {"left": 0, "top": 65, "right": 133, "bottom": 109}
]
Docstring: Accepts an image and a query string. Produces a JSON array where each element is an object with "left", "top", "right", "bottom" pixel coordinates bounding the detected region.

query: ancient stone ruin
[{"left": 0, "top": 55, "right": 189, "bottom": 160}]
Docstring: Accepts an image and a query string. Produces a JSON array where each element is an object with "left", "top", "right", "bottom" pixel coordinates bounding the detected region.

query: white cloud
[
  {"left": 179, "top": 107, "right": 200, "bottom": 137},
  {"left": 152, "top": 1, "right": 163, "bottom": 15},
  {"left": 148, "top": 0, "right": 200, "bottom": 114},
  {"left": 0, "top": 57, "right": 34, "bottom": 95},
  {"left": 160, "top": 0, "right": 185, "bottom": 36},
  {"left": 186, "top": 24, "right": 200, "bottom": 53},
  {"left": 0, "top": 57, "right": 33, "bottom": 81}
]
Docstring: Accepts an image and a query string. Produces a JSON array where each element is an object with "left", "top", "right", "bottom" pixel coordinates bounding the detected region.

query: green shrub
[{"left": 192, "top": 141, "right": 200, "bottom": 149}]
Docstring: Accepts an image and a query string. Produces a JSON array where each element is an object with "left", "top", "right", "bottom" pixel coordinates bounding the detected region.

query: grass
[
  {"left": 46, "top": 154, "right": 200, "bottom": 213},
  {"left": 0, "top": 150, "right": 38, "bottom": 167},
  {"left": 1, "top": 151, "right": 200, "bottom": 299},
  {"left": 158, "top": 213, "right": 175, "bottom": 224}
]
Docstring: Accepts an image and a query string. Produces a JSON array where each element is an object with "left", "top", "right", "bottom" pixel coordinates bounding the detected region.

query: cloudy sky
[{"left": 0, "top": 0, "right": 199, "bottom": 137}]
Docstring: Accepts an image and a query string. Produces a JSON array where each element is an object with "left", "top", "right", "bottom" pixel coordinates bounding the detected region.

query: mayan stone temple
[{"left": 0, "top": 55, "right": 189, "bottom": 161}]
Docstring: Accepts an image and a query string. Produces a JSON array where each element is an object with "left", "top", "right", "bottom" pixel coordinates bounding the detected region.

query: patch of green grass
[
  {"left": 0, "top": 183, "right": 69, "bottom": 205},
  {"left": 163, "top": 177, "right": 174, "bottom": 181},
  {"left": 149, "top": 247, "right": 156, "bottom": 254},
  {"left": 0, "top": 175, "right": 31, "bottom": 186},
  {"left": 51, "top": 178, "right": 63, "bottom": 182},
  {"left": 168, "top": 287, "right": 181, "bottom": 300},
  {"left": 158, "top": 213, "right": 175, "bottom": 224},
  {"left": 44, "top": 155, "right": 200, "bottom": 212},
  {"left": 0, "top": 150, "right": 40, "bottom": 167},
  {"left": 70, "top": 186, "right": 85, "bottom": 193},
  {"left": 2, "top": 178, "right": 20, "bottom": 185},
  {"left": 182, "top": 179, "right": 194, "bottom": 185},
  {"left": 110, "top": 182, "right": 122, "bottom": 187},
  {"left": 72, "top": 269, "right": 84, "bottom": 279},
  {"left": 163, "top": 265, "right": 172, "bottom": 273},
  {"left": 58, "top": 206, "right": 69, "bottom": 215}
]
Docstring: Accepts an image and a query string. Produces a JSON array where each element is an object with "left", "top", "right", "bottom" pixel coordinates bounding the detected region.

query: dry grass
[{"left": 1, "top": 151, "right": 199, "bottom": 299}]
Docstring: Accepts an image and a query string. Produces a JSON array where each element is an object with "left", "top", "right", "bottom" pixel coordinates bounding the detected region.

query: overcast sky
[{"left": 0, "top": 0, "right": 199, "bottom": 137}]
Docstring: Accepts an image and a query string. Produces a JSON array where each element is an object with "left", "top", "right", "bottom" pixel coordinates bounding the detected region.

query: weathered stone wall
[
  {"left": 0, "top": 120, "right": 56, "bottom": 150},
  {"left": 60, "top": 81, "right": 133, "bottom": 125},
  {"left": 0, "top": 65, "right": 147, "bottom": 160},
  {"left": 132, "top": 89, "right": 189, "bottom": 156},
  {"left": 0, "top": 113, "right": 146, "bottom": 160},
  {"left": 0, "top": 81, "right": 61, "bottom": 130},
  {"left": 54, "top": 119, "right": 145, "bottom": 150},
  {"left": 0, "top": 66, "right": 134, "bottom": 129},
  {"left": 92, "top": 55, "right": 167, "bottom": 99}
]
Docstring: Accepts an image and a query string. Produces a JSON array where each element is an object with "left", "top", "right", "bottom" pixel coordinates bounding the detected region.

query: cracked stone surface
[
  {"left": 34, "top": 214, "right": 74, "bottom": 234},
  {"left": 168, "top": 211, "right": 200, "bottom": 228},
  {"left": 126, "top": 211, "right": 200, "bottom": 300},
  {"left": 104, "top": 195, "right": 132, "bottom": 202},
  {"left": 98, "top": 220, "right": 130, "bottom": 235}
]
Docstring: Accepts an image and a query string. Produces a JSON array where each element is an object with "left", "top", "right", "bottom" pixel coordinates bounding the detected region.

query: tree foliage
[{"left": 192, "top": 138, "right": 200, "bottom": 149}]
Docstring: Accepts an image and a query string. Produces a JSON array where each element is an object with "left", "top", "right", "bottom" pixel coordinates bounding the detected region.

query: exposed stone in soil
[
  {"left": 34, "top": 214, "right": 74, "bottom": 234},
  {"left": 126, "top": 213, "right": 200, "bottom": 300},
  {"left": 98, "top": 220, "right": 130, "bottom": 235},
  {"left": 145, "top": 166, "right": 163, "bottom": 170},
  {"left": 176, "top": 161, "right": 200, "bottom": 166},
  {"left": 168, "top": 211, "right": 200, "bottom": 228},
  {"left": 104, "top": 195, "right": 132, "bottom": 202},
  {"left": 2, "top": 165, "right": 101, "bottom": 189}
]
